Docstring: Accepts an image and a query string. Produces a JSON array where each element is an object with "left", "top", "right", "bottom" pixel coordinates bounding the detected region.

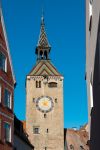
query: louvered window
[{"left": 48, "top": 82, "right": 57, "bottom": 88}]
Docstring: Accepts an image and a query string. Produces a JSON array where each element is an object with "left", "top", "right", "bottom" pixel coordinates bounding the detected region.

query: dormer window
[
  {"left": 48, "top": 82, "right": 57, "bottom": 88},
  {"left": 0, "top": 52, "right": 7, "bottom": 72}
]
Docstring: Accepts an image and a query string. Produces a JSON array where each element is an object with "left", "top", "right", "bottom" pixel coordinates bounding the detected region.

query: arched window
[
  {"left": 44, "top": 51, "right": 48, "bottom": 59},
  {"left": 48, "top": 82, "right": 57, "bottom": 88},
  {"left": 40, "top": 50, "right": 43, "bottom": 59}
]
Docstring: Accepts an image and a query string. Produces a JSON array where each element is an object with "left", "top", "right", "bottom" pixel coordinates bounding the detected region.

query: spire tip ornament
[{"left": 35, "top": 12, "right": 51, "bottom": 60}]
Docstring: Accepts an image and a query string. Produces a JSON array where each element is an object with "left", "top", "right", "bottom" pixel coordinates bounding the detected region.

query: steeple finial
[{"left": 35, "top": 8, "right": 51, "bottom": 60}]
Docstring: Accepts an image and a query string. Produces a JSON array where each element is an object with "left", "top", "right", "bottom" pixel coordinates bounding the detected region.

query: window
[
  {"left": 36, "top": 81, "right": 41, "bottom": 88},
  {"left": 45, "top": 147, "right": 47, "bottom": 150},
  {"left": 4, "top": 89, "right": 12, "bottom": 109},
  {"left": 55, "top": 98, "right": 57, "bottom": 103},
  {"left": 46, "top": 129, "right": 48, "bottom": 133},
  {"left": 0, "top": 52, "right": 7, "bottom": 72},
  {"left": 80, "top": 145, "right": 84, "bottom": 149},
  {"left": 70, "top": 144, "right": 74, "bottom": 149},
  {"left": 33, "top": 98, "right": 35, "bottom": 103},
  {"left": 33, "top": 127, "right": 39, "bottom": 134},
  {"left": 4, "top": 122, "right": 11, "bottom": 143},
  {"left": 48, "top": 82, "right": 57, "bottom": 88},
  {"left": 44, "top": 114, "right": 47, "bottom": 118},
  {"left": 39, "top": 81, "right": 41, "bottom": 88}
]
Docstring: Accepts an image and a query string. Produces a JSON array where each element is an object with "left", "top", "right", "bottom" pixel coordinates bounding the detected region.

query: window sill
[
  {"left": 5, "top": 141, "right": 13, "bottom": 147},
  {"left": 3, "top": 106, "right": 13, "bottom": 113}
]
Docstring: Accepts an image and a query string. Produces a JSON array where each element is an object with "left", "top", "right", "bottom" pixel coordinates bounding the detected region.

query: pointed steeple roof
[
  {"left": 36, "top": 14, "right": 51, "bottom": 56},
  {"left": 37, "top": 15, "right": 50, "bottom": 48}
]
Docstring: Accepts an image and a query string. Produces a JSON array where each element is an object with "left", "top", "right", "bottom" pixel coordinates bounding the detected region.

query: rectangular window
[
  {"left": 48, "top": 82, "right": 57, "bottom": 88},
  {"left": 0, "top": 52, "right": 7, "bottom": 72},
  {"left": 4, "top": 122, "right": 11, "bottom": 143},
  {"left": 33, "top": 127, "right": 39, "bottom": 134},
  {"left": 4, "top": 89, "right": 12, "bottom": 109}
]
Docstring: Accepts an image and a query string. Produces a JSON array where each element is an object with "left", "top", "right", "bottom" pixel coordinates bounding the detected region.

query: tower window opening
[
  {"left": 33, "top": 127, "right": 39, "bottom": 134},
  {"left": 44, "top": 114, "right": 47, "bottom": 118},
  {"left": 70, "top": 144, "right": 74, "bottom": 149},
  {"left": 48, "top": 82, "right": 57, "bottom": 88},
  {"left": 33, "top": 98, "right": 35, "bottom": 103},
  {"left": 39, "top": 81, "right": 41, "bottom": 88},
  {"left": 40, "top": 50, "right": 43, "bottom": 59},
  {"left": 46, "top": 129, "right": 49, "bottom": 133},
  {"left": 44, "top": 51, "right": 48, "bottom": 59},
  {"left": 55, "top": 98, "right": 57, "bottom": 103},
  {"left": 36, "top": 81, "right": 41, "bottom": 88}
]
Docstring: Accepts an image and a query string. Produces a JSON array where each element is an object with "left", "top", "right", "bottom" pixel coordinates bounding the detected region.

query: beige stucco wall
[
  {"left": 86, "top": 0, "right": 100, "bottom": 138},
  {"left": 26, "top": 76, "right": 64, "bottom": 150}
]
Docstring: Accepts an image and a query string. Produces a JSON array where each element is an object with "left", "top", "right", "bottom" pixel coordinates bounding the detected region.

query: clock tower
[{"left": 26, "top": 15, "right": 64, "bottom": 150}]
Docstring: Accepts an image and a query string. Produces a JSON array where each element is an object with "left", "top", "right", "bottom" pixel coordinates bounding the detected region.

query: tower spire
[{"left": 35, "top": 10, "right": 51, "bottom": 60}]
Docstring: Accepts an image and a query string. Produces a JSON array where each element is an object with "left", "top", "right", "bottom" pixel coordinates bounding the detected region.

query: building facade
[
  {"left": 14, "top": 116, "right": 34, "bottom": 150},
  {"left": 26, "top": 15, "right": 64, "bottom": 150},
  {"left": 0, "top": 5, "right": 15, "bottom": 150},
  {"left": 86, "top": 0, "right": 100, "bottom": 149}
]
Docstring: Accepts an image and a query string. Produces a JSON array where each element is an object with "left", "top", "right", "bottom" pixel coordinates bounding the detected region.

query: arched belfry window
[
  {"left": 40, "top": 50, "right": 43, "bottom": 59},
  {"left": 48, "top": 82, "right": 57, "bottom": 88}
]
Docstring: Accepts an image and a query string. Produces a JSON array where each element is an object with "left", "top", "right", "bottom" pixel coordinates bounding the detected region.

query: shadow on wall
[{"left": 90, "top": 15, "right": 100, "bottom": 150}]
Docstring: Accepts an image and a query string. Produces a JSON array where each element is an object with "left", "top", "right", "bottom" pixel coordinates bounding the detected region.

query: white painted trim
[
  {"left": 4, "top": 88, "right": 12, "bottom": 109},
  {"left": 0, "top": 76, "right": 14, "bottom": 89},
  {"left": 4, "top": 121, "right": 12, "bottom": 142},
  {"left": 89, "top": 1, "right": 93, "bottom": 19},
  {"left": 90, "top": 82, "right": 93, "bottom": 108},
  {"left": 0, "top": 5, "right": 16, "bottom": 83},
  {"left": 0, "top": 111, "right": 14, "bottom": 120}
]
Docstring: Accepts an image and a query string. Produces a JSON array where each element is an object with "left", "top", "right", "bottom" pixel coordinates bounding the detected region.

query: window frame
[
  {"left": 0, "top": 51, "right": 7, "bottom": 72},
  {"left": 4, "top": 122, "right": 11, "bottom": 143},
  {"left": 48, "top": 82, "right": 57, "bottom": 88},
  {"left": 4, "top": 88, "right": 12, "bottom": 109},
  {"left": 33, "top": 126, "right": 40, "bottom": 134}
]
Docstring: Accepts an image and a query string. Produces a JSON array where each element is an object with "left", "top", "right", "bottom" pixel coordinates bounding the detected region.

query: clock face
[{"left": 36, "top": 96, "right": 54, "bottom": 113}]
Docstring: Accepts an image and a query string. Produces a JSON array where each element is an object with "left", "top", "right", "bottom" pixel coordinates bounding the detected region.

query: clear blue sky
[{"left": 2, "top": 0, "right": 88, "bottom": 128}]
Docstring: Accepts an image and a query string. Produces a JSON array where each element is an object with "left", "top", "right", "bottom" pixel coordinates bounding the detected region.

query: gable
[
  {"left": 29, "top": 60, "right": 62, "bottom": 76},
  {"left": 0, "top": 6, "right": 15, "bottom": 84}
]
